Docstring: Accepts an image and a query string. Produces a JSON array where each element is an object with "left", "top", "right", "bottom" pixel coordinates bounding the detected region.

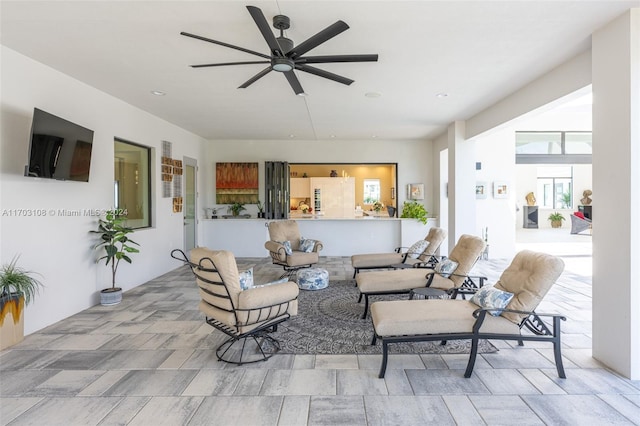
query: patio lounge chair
[
  {"left": 350, "top": 227, "right": 447, "bottom": 277},
  {"left": 370, "top": 250, "right": 566, "bottom": 379},
  {"left": 356, "top": 234, "right": 487, "bottom": 318}
]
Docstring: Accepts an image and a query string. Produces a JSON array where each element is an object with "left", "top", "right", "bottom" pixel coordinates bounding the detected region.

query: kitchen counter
[{"left": 201, "top": 217, "right": 439, "bottom": 257}]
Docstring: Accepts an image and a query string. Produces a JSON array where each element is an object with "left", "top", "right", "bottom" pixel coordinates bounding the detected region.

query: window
[
  {"left": 114, "top": 139, "right": 151, "bottom": 228},
  {"left": 363, "top": 179, "right": 381, "bottom": 204},
  {"left": 536, "top": 166, "right": 572, "bottom": 209},
  {"left": 516, "top": 131, "right": 592, "bottom": 164}
]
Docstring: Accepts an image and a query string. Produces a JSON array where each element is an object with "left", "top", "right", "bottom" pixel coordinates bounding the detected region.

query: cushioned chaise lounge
[
  {"left": 356, "top": 234, "right": 487, "bottom": 318},
  {"left": 350, "top": 227, "right": 447, "bottom": 277},
  {"left": 370, "top": 250, "right": 566, "bottom": 379}
]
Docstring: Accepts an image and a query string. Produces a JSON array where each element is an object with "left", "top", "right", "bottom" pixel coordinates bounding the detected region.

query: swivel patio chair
[
  {"left": 350, "top": 226, "right": 447, "bottom": 277},
  {"left": 356, "top": 234, "right": 487, "bottom": 318},
  {"left": 265, "top": 220, "right": 324, "bottom": 279},
  {"left": 171, "top": 248, "right": 299, "bottom": 364},
  {"left": 370, "top": 250, "right": 566, "bottom": 379}
]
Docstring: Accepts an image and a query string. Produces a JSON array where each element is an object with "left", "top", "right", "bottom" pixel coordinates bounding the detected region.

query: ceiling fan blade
[
  {"left": 180, "top": 31, "right": 270, "bottom": 60},
  {"left": 284, "top": 71, "right": 304, "bottom": 95},
  {"left": 191, "top": 61, "right": 270, "bottom": 68},
  {"left": 288, "top": 21, "right": 349, "bottom": 59},
  {"left": 296, "top": 64, "right": 354, "bottom": 86},
  {"left": 295, "top": 54, "right": 378, "bottom": 64},
  {"left": 246, "top": 6, "right": 284, "bottom": 57},
  {"left": 239, "top": 67, "right": 272, "bottom": 89}
]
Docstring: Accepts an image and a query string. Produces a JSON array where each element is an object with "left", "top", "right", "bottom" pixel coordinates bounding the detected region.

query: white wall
[
  {"left": 201, "top": 139, "right": 433, "bottom": 220},
  {"left": 1, "top": 47, "right": 206, "bottom": 334},
  {"left": 473, "top": 129, "right": 517, "bottom": 258}
]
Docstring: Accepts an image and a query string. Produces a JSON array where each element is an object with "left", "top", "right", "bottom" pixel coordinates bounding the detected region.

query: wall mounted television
[{"left": 24, "top": 108, "right": 94, "bottom": 182}]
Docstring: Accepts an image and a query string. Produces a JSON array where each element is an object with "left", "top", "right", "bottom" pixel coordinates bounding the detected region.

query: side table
[{"left": 409, "top": 287, "right": 448, "bottom": 300}]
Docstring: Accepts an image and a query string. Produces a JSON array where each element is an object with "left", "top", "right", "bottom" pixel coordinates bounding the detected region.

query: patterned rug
[{"left": 269, "top": 279, "right": 497, "bottom": 355}]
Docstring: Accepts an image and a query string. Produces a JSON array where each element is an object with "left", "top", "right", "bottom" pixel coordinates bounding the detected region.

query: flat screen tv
[{"left": 25, "top": 108, "right": 94, "bottom": 182}]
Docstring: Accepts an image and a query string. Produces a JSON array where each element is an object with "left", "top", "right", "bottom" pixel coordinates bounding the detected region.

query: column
[
  {"left": 447, "top": 121, "right": 477, "bottom": 244},
  {"left": 592, "top": 9, "right": 640, "bottom": 379}
]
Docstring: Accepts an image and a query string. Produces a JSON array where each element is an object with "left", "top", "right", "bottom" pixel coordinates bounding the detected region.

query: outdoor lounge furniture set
[{"left": 172, "top": 222, "right": 568, "bottom": 381}]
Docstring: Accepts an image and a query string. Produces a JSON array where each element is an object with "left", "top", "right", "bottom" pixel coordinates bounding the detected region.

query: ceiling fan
[{"left": 181, "top": 5, "right": 378, "bottom": 95}]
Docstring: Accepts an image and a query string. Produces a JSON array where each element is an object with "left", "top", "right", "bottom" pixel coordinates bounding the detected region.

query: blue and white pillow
[
  {"left": 239, "top": 267, "right": 254, "bottom": 290},
  {"left": 470, "top": 285, "right": 515, "bottom": 316},
  {"left": 299, "top": 237, "right": 317, "bottom": 253},
  {"left": 434, "top": 258, "right": 458, "bottom": 278},
  {"left": 277, "top": 240, "right": 293, "bottom": 255},
  {"left": 407, "top": 240, "right": 430, "bottom": 259}
]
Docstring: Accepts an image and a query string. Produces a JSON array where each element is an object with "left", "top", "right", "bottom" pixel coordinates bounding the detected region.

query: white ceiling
[{"left": 1, "top": 1, "right": 636, "bottom": 141}]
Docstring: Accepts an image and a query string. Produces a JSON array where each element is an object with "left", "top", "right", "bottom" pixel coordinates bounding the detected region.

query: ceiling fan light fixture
[{"left": 272, "top": 58, "right": 294, "bottom": 72}]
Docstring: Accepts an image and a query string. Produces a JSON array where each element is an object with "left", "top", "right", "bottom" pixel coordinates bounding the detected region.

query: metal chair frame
[{"left": 371, "top": 307, "right": 566, "bottom": 379}]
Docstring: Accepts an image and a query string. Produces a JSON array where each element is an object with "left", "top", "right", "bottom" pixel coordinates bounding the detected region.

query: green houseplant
[
  {"left": 400, "top": 200, "right": 429, "bottom": 225},
  {"left": 0, "top": 256, "right": 44, "bottom": 349},
  {"left": 91, "top": 210, "right": 139, "bottom": 305},
  {"left": 548, "top": 212, "right": 565, "bottom": 228},
  {"left": 228, "top": 202, "right": 246, "bottom": 217}
]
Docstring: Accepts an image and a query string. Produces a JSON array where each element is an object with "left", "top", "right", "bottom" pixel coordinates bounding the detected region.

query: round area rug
[{"left": 268, "top": 279, "right": 497, "bottom": 355}]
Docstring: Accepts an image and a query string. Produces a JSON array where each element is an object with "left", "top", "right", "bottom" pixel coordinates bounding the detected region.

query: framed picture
[
  {"left": 493, "top": 181, "right": 509, "bottom": 199},
  {"left": 476, "top": 182, "right": 488, "bottom": 199},
  {"left": 407, "top": 183, "right": 424, "bottom": 200}
]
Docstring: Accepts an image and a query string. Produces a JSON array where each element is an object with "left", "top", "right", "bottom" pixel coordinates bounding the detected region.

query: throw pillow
[
  {"left": 434, "top": 258, "right": 458, "bottom": 278},
  {"left": 239, "top": 267, "right": 254, "bottom": 290},
  {"left": 253, "top": 277, "right": 290, "bottom": 288},
  {"left": 277, "top": 240, "right": 293, "bottom": 255},
  {"left": 407, "top": 240, "right": 430, "bottom": 259},
  {"left": 299, "top": 237, "right": 317, "bottom": 253},
  {"left": 470, "top": 285, "right": 515, "bottom": 316},
  {"left": 574, "top": 211, "right": 586, "bottom": 220}
]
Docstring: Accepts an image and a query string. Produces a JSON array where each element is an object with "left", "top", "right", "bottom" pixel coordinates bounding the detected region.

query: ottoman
[{"left": 296, "top": 268, "right": 329, "bottom": 290}]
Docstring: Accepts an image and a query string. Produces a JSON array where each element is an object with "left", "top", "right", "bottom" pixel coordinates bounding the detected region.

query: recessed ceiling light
[
  {"left": 330, "top": 135, "right": 336, "bottom": 139},
  {"left": 151, "top": 90, "right": 166, "bottom": 96},
  {"left": 289, "top": 134, "right": 295, "bottom": 138},
  {"left": 371, "top": 135, "right": 378, "bottom": 138},
  {"left": 365, "top": 92, "right": 382, "bottom": 98},
  {"left": 435, "top": 93, "right": 449, "bottom": 98}
]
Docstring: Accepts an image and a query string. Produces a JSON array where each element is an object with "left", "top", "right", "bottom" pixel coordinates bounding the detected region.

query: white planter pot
[{"left": 100, "top": 288, "right": 123, "bottom": 306}]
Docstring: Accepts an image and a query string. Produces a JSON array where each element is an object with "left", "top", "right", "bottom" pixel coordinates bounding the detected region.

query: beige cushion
[
  {"left": 371, "top": 299, "right": 520, "bottom": 337},
  {"left": 192, "top": 248, "right": 300, "bottom": 334},
  {"left": 191, "top": 247, "right": 239, "bottom": 311},
  {"left": 267, "top": 220, "right": 303, "bottom": 250},
  {"left": 494, "top": 250, "right": 565, "bottom": 324},
  {"left": 446, "top": 235, "right": 486, "bottom": 287},
  {"left": 351, "top": 252, "right": 404, "bottom": 268},
  {"left": 357, "top": 268, "right": 433, "bottom": 293},
  {"left": 351, "top": 226, "right": 447, "bottom": 269},
  {"left": 421, "top": 227, "right": 447, "bottom": 258}
]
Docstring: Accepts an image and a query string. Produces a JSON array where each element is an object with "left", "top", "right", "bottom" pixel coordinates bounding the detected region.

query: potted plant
[
  {"left": 228, "top": 202, "right": 246, "bottom": 217},
  {"left": 256, "top": 200, "right": 265, "bottom": 219},
  {"left": 91, "top": 210, "right": 140, "bottom": 305},
  {"left": 0, "top": 256, "right": 44, "bottom": 349},
  {"left": 400, "top": 200, "right": 428, "bottom": 224},
  {"left": 548, "top": 212, "right": 565, "bottom": 228}
]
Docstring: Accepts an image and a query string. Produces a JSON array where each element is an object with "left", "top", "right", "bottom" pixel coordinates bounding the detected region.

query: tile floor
[{"left": 2, "top": 234, "right": 640, "bottom": 425}]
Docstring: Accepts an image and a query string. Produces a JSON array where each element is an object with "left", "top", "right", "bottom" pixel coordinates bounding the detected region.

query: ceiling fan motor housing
[{"left": 273, "top": 15, "right": 290, "bottom": 30}]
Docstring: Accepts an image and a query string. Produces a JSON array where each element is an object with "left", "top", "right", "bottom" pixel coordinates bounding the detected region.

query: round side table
[{"left": 409, "top": 287, "right": 448, "bottom": 300}]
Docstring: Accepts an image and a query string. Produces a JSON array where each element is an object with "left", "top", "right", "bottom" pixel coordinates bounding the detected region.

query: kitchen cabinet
[{"left": 290, "top": 178, "right": 311, "bottom": 198}]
